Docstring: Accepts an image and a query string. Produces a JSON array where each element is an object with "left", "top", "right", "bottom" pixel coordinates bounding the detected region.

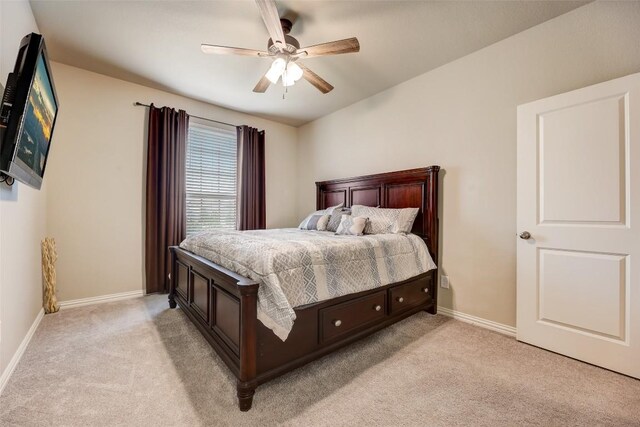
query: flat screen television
[{"left": 0, "top": 33, "right": 59, "bottom": 190}]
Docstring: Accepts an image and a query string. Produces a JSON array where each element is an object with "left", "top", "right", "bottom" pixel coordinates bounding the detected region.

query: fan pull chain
[{"left": 283, "top": 63, "right": 289, "bottom": 100}]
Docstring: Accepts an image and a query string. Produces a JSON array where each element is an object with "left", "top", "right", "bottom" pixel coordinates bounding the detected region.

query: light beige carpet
[{"left": 1, "top": 295, "right": 639, "bottom": 426}]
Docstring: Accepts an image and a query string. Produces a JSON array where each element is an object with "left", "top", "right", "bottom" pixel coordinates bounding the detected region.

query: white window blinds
[{"left": 185, "top": 123, "right": 237, "bottom": 235}]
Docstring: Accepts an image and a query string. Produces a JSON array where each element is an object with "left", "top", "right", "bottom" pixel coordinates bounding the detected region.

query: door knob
[{"left": 519, "top": 231, "right": 531, "bottom": 240}]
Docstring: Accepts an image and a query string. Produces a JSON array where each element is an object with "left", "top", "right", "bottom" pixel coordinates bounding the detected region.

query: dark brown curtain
[
  {"left": 237, "top": 125, "right": 266, "bottom": 230},
  {"left": 145, "top": 104, "right": 189, "bottom": 294}
]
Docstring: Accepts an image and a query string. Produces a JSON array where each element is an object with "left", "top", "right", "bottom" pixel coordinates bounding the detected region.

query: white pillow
[
  {"left": 299, "top": 203, "right": 343, "bottom": 229},
  {"left": 335, "top": 215, "right": 367, "bottom": 236},
  {"left": 392, "top": 208, "right": 420, "bottom": 234},
  {"left": 350, "top": 205, "right": 419, "bottom": 235}
]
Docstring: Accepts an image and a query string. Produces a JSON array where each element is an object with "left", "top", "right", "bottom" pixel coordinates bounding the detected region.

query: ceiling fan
[{"left": 201, "top": 0, "right": 360, "bottom": 94}]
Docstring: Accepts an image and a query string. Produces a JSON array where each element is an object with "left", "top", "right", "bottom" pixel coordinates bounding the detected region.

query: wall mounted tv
[{"left": 0, "top": 33, "right": 59, "bottom": 190}]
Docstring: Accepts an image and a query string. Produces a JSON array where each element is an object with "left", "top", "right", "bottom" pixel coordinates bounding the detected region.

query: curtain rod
[{"left": 133, "top": 102, "right": 237, "bottom": 128}]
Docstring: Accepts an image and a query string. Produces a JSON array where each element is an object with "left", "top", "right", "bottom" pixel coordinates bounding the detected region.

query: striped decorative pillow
[{"left": 301, "top": 214, "right": 330, "bottom": 231}]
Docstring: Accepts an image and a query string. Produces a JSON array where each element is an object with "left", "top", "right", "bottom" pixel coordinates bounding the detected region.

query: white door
[{"left": 517, "top": 73, "right": 640, "bottom": 379}]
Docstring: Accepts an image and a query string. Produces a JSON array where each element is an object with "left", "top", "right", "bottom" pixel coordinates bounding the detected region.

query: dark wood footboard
[
  {"left": 169, "top": 246, "right": 437, "bottom": 411},
  {"left": 168, "top": 247, "right": 260, "bottom": 410}
]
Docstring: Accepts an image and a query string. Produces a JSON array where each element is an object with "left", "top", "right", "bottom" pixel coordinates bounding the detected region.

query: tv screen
[
  {"left": 16, "top": 53, "right": 57, "bottom": 177},
  {"left": 0, "top": 33, "right": 59, "bottom": 190}
]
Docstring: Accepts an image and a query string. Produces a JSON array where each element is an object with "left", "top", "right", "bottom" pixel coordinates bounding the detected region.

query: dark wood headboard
[{"left": 316, "top": 166, "right": 440, "bottom": 263}]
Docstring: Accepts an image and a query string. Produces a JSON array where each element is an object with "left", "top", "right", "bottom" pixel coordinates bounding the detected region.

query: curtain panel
[
  {"left": 236, "top": 125, "right": 266, "bottom": 230},
  {"left": 145, "top": 104, "right": 189, "bottom": 294}
]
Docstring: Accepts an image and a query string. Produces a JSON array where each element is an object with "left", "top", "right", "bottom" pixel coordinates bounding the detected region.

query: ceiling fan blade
[
  {"left": 255, "top": 0, "right": 286, "bottom": 52},
  {"left": 253, "top": 71, "right": 271, "bottom": 93},
  {"left": 298, "top": 63, "right": 333, "bottom": 94},
  {"left": 297, "top": 37, "right": 360, "bottom": 58},
  {"left": 201, "top": 44, "right": 270, "bottom": 57}
]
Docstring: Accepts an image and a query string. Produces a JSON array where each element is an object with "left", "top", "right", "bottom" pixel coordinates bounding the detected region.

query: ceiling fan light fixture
[
  {"left": 266, "top": 58, "right": 286, "bottom": 84},
  {"left": 203, "top": 0, "right": 356, "bottom": 94}
]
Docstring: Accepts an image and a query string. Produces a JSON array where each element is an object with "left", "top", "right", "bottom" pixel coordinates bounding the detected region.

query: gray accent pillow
[
  {"left": 335, "top": 215, "right": 368, "bottom": 236},
  {"left": 301, "top": 214, "right": 330, "bottom": 231},
  {"left": 299, "top": 203, "right": 344, "bottom": 229},
  {"left": 351, "top": 205, "right": 419, "bottom": 235},
  {"left": 326, "top": 207, "right": 351, "bottom": 232}
]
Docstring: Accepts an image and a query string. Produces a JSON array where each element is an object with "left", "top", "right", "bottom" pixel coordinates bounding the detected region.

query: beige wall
[
  {"left": 297, "top": 1, "right": 640, "bottom": 327},
  {"left": 45, "top": 63, "right": 298, "bottom": 302},
  {"left": 0, "top": 0, "right": 45, "bottom": 376}
]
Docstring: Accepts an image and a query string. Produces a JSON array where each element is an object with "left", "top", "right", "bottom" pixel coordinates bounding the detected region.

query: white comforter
[{"left": 180, "top": 228, "right": 436, "bottom": 341}]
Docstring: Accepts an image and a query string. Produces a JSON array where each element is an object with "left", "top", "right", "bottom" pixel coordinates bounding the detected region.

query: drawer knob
[
  {"left": 374, "top": 305, "right": 382, "bottom": 311},
  {"left": 422, "top": 288, "right": 429, "bottom": 293},
  {"left": 397, "top": 297, "right": 404, "bottom": 303},
  {"left": 333, "top": 319, "right": 342, "bottom": 327}
]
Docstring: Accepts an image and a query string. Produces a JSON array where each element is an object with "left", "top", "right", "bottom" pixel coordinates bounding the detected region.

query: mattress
[{"left": 180, "top": 228, "right": 437, "bottom": 341}]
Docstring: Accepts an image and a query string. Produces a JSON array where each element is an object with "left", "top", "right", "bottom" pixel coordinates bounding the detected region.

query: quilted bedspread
[{"left": 180, "top": 228, "right": 437, "bottom": 341}]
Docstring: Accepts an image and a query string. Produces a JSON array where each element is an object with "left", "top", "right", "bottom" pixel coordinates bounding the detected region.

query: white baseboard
[
  {"left": 437, "top": 306, "right": 516, "bottom": 337},
  {"left": 59, "top": 290, "right": 144, "bottom": 309},
  {"left": 0, "top": 308, "right": 44, "bottom": 396}
]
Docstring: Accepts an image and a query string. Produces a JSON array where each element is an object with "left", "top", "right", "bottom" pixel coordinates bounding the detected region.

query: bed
[{"left": 168, "top": 166, "right": 440, "bottom": 410}]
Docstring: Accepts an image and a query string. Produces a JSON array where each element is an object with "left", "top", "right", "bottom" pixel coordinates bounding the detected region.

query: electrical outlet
[{"left": 440, "top": 275, "right": 450, "bottom": 289}]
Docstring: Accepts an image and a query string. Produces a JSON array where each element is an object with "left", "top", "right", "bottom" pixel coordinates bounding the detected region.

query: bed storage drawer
[
  {"left": 389, "top": 276, "right": 431, "bottom": 314},
  {"left": 320, "top": 291, "right": 386, "bottom": 342}
]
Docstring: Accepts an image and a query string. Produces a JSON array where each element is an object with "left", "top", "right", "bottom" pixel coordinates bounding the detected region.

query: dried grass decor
[{"left": 42, "top": 237, "right": 60, "bottom": 314}]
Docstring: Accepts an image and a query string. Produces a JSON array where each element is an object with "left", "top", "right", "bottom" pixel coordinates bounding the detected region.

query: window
[{"left": 185, "top": 122, "right": 237, "bottom": 235}]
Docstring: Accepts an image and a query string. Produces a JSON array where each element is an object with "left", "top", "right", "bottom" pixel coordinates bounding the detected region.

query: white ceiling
[{"left": 30, "top": 0, "right": 588, "bottom": 126}]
